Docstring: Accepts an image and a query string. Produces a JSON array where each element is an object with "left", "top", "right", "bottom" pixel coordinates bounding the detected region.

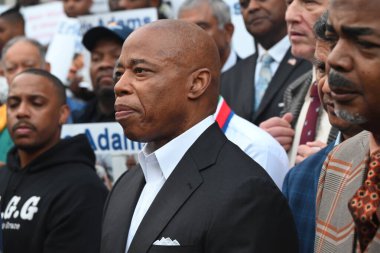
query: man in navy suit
[
  {"left": 282, "top": 13, "right": 362, "bottom": 253},
  {"left": 101, "top": 19, "right": 298, "bottom": 253}
]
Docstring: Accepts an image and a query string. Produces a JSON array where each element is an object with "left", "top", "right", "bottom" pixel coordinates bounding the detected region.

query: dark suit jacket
[
  {"left": 283, "top": 141, "right": 335, "bottom": 253},
  {"left": 101, "top": 123, "right": 298, "bottom": 253},
  {"left": 220, "top": 49, "right": 312, "bottom": 125},
  {"left": 281, "top": 70, "right": 339, "bottom": 144}
]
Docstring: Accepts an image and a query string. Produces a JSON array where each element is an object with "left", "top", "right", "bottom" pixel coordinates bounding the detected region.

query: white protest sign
[
  {"left": 0, "top": 5, "right": 9, "bottom": 14},
  {"left": 46, "top": 8, "right": 157, "bottom": 85},
  {"left": 78, "top": 7, "right": 157, "bottom": 34},
  {"left": 21, "top": 2, "right": 66, "bottom": 45},
  {"left": 46, "top": 17, "right": 81, "bottom": 84},
  {"left": 61, "top": 123, "right": 143, "bottom": 155},
  {"left": 90, "top": 0, "right": 110, "bottom": 14}
]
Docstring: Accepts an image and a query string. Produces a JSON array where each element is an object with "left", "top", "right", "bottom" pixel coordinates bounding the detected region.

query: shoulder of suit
[{"left": 330, "top": 130, "right": 370, "bottom": 159}]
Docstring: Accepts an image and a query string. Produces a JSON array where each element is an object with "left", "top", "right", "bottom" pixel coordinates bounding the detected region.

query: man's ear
[
  {"left": 59, "top": 104, "right": 70, "bottom": 125},
  {"left": 187, "top": 68, "right": 212, "bottom": 100},
  {"left": 224, "top": 23, "right": 234, "bottom": 44}
]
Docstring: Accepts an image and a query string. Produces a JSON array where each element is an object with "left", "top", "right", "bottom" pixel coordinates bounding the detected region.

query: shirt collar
[
  {"left": 138, "top": 116, "right": 214, "bottom": 181},
  {"left": 257, "top": 36, "right": 290, "bottom": 64}
]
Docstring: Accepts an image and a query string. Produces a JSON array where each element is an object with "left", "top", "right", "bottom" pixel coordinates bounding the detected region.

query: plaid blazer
[
  {"left": 283, "top": 141, "right": 335, "bottom": 253},
  {"left": 315, "top": 130, "right": 380, "bottom": 253}
]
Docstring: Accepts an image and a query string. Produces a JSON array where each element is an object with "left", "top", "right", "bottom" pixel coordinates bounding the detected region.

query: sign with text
[
  {"left": 22, "top": 2, "right": 66, "bottom": 45},
  {"left": 61, "top": 123, "right": 143, "bottom": 155},
  {"left": 78, "top": 7, "right": 158, "bottom": 35}
]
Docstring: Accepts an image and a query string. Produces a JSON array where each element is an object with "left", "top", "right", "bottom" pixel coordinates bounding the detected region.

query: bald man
[{"left": 101, "top": 20, "right": 297, "bottom": 253}]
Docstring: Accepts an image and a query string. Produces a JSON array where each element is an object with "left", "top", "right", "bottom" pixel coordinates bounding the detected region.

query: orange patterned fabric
[
  {"left": 0, "top": 104, "right": 6, "bottom": 132},
  {"left": 348, "top": 150, "right": 380, "bottom": 252}
]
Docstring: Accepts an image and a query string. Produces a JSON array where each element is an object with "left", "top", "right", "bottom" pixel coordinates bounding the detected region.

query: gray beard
[{"left": 334, "top": 108, "right": 368, "bottom": 125}]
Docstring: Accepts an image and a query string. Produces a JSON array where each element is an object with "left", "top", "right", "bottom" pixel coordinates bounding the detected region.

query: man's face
[
  {"left": 3, "top": 41, "right": 45, "bottom": 84},
  {"left": 285, "top": 0, "right": 328, "bottom": 61},
  {"left": 113, "top": 29, "right": 191, "bottom": 146},
  {"left": 315, "top": 39, "right": 353, "bottom": 132},
  {"left": 7, "top": 73, "right": 68, "bottom": 153},
  {"left": 90, "top": 38, "right": 122, "bottom": 97},
  {"left": 178, "top": 3, "right": 232, "bottom": 66},
  {"left": 63, "top": 0, "right": 92, "bottom": 17},
  {"left": 118, "top": 0, "right": 156, "bottom": 10},
  {"left": 0, "top": 19, "right": 14, "bottom": 51},
  {"left": 239, "top": 0, "right": 286, "bottom": 39},
  {"left": 326, "top": 0, "right": 380, "bottom": 134}
]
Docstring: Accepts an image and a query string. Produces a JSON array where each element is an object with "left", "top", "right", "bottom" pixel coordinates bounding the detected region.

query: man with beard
[
  {"left": 73, "top": 23, "right": 133, "bottom": 123},
  {"left": 315, "top": 0, "right": 380, "bottom": 252},
  {"left": 0, "top": 69, "right": 108, "bottom": 253},
  {"left": 282, "top": 12, "right": 362, "bottom": 253}
]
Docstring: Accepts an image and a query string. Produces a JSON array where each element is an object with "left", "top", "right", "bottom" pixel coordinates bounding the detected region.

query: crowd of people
[{"left": 0, "top": 0, "right": 379, "bottom": 252}]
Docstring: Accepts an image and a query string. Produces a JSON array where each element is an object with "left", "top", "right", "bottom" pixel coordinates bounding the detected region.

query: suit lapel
[
  {"left": 253, "top": 48, "right": 298, "bottom": 122},
  {"left": 101, "top": 168, "right": 145, "bottom": 253},
  {"left": 128, "top": 123, "right": 227, "bottom": 253}
]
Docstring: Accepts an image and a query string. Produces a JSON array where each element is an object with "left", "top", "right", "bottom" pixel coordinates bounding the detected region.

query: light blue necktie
[{"left": 255, "top": 53, "right": 274, "bottom": 111}]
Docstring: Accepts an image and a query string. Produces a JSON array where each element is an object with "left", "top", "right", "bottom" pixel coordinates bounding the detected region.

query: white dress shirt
[
  {"left": 125, "top": 116, "right": 214, "bottom": 252},
  {"left": 288, "top": 68, "right": 331, "bottom": 166},
  {"left": 214, "top": 97, "right": 289, "bottom": 188},
  {"left": 254, "top": 36, "right": 291, "bottom": 85}
]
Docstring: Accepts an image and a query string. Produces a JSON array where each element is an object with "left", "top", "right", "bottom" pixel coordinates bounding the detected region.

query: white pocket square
[{"left": 153, "top": 237, "right": 180, "bottom": 246}]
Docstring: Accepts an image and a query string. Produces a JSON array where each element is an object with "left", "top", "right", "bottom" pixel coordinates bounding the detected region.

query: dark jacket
[
  {"left": 73, "top": 98, "right": 115, "bottom": 123},
  {"left": 101, "top": 123, "right": 298, "bottom": 253},
  {"left": 221, "top": 50, "right": 312, "bottom": 125},
  {"left": 0, "top": 134, "right": 108, "bottom": 253}
]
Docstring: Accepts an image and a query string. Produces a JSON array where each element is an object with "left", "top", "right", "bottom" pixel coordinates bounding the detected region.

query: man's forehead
[
  {"left": 330, "top": 0, "right": 380, "bottom": 22},
  {"left": 11, "top": 74, "right": 51, "bottom": 90}
]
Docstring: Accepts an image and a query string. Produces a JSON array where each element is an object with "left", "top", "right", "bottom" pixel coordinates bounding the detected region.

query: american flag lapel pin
[{"left": 288, "top": 58, "right": 296, "bottom": 66}]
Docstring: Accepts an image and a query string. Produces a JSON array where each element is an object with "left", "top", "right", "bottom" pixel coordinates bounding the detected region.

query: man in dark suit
[
  {"left": 220, "top": 0, "right": 311, "bottom": 125},
  {"left": 101, "top": 19, "right": 298, "bottom": 253},
  {"left": 260, "top": 0, "right": 331, "bottom": 166}
]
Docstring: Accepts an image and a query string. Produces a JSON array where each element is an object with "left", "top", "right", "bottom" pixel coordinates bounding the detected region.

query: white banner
[
  {"left": 78, "top": 7, "right": 158, "bottom": 34},
  {"left": 22, "top": 2, "right": 66, "bottom": 45},
  {"left": 61, "top": 123, "right": 143, "bottom": 155},
  {"left": 46, "top": 8, "right": 158, "bottom": 85}
]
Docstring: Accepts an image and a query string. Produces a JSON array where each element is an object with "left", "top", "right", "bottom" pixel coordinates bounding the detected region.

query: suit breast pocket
[{"left": 149, "top": 245, "right": 201, "bottom": 253}]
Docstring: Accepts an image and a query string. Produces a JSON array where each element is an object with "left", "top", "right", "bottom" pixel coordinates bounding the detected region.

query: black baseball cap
[{"left": 82, "top": 22, "right": 133, "bottom": 51}]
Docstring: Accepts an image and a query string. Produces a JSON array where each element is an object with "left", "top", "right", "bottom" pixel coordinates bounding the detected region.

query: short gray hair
[
  {"left": 2, "top": 36, "right": 47, "bottom": 66},
  {"left": 178, "top": 0, "right": 231, "bottom": 29}
]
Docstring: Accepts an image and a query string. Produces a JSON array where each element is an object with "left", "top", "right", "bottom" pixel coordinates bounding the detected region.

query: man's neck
[{"left": 256, "top": 27, "right": 287, "bottom": 50}]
